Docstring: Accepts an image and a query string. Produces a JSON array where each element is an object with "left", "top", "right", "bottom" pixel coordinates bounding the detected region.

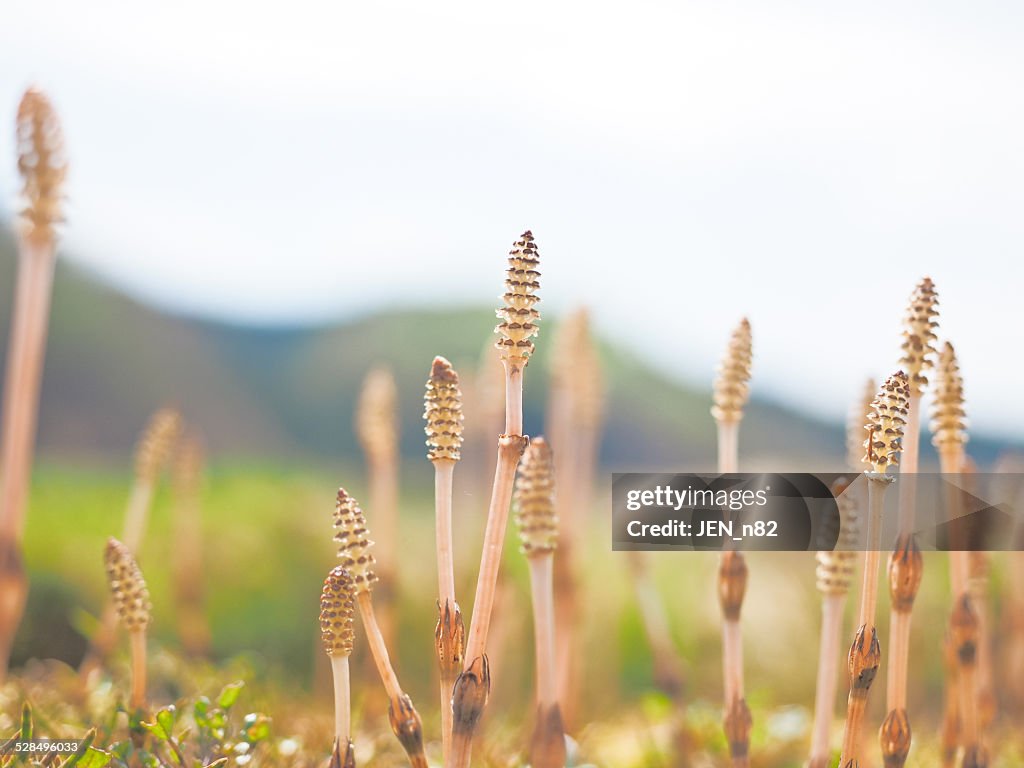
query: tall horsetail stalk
[
  {"left": 839, "top": 371, "right": 909, "bottom": 768},
  {"left": 967, "top": 548, "right": 996, "bottom": 732},
  {"left": 880, "top": 278, "right": 937, "bottom": 768},
  {"left": 320, "top": 566, "right": 357, "bottom": 768},
  {"left": 809, "top": 473, "right": 863, "bottom": 765},
  {"left": 81, "top": 408, "right": 181, "bottom": 681},
  {"left": 104, "top": 538, "right": 151, "bottom": 711},
  {"left": 514, "top": 438, "right": 566, "bottom": 768},
  {"left": 712, "top": 317, "right": 753, "bottom": 768},
  {"left": 356, "top": 367, "right": 400, "bottom": 651},
  {"left": 334, "top": 488, "right": 427, "bottom": 768},
  {"left": 423, "top": 356, "right": 466, "bottom": 764},
  {"left": 547, "top": 308, "right": 604, "bottom": 726},
  {"left": 124, "top": 408, "right": 182, "bottom": 552},
  {"left": 0, "top": 89, "right": 67, "bottom": 680},
  {"left": 931, "top": 342, "right": 989, "bottom": 768},
  {"left": 451, "top": 231, "right": 541, "bottom": 768},
  {"left": 172, "top": 431, "right": 211, "bottom": 656}
]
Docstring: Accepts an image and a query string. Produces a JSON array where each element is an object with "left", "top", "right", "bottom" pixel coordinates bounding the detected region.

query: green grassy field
[{"left": 8, "top": 463, "right": 1024, "bottom": 766}]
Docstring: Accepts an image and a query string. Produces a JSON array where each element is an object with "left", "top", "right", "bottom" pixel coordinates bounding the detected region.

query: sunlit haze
[{"left": 2, "top": 1, "right": 1022, "bottom": 435}]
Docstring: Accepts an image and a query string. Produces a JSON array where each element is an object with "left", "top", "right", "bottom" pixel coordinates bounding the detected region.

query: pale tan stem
[
  {"left": 722, "top": 618, "right": 744, "bottom": 706},
  {"left": 330, "top": 655, "right": 351, "bottom": 747},
  {"left": 881, "top": 392, "right": 922, "bottom": 766},
  {"left": 528, "top": 555, "right": 558, "bottom": 707},
  {"left": 810, "top": 593, "right": 845, "bottom": 766},
  {"left": 463, "top": 436, "right": 526, "bottom": 669},
  {"left": 356, "top": 591, "right": 402, "bottom": 700},
  {"left": 122, "top": 482, "right": 156, "bottom": 555},
  {"left": 0, "top": 239, "right": 56, "bottom": 546},
  {"left": 452, "top": 361, "right": 528, "bottom": 768},
  {"left": 552, "top": 416, "right": 599, "bottom": 726},
  {"left": 439, "top": 676, "right": 454, "bottom": 767},
  {"left": 860, "top": 476, "right": 889, "bottom": 626},
  {"left": 433, "top": 458, "right": 457, "bottom": 765},
  {"left": 717, "top": 420, "right": 739, "bottom": 474},
  {"left": 839, "top": 474, "right": 891, "bottom": 767},
  {"left": 938, "top": 444, "right": 969, "bottom": 594},
  {"left": 129, "top": 629, "right": 147, "bottom": 710},
  {"left": 887, "top": 612, "right": 911, "bottom": 710},
  {"left": 528, "top": 554, "right": 565, "bottom": 768},
  {"left": 435, "top": 460, "right": 457, "bottom": 606},
  {"left": 841, "top": 697, "right": 869, "bottom": 765},
  {"left": 896, "top": 394, "right": 921, "bottom": 534},
  {"left": 370, "top": 453, "right": 399, "bottom": 587},
  {"left": 503, "top": 359, "right": 524, "bottom": 437},
  {"left": 959, "top": 658, "right": 979, "bottom": 750},
  {"left": 628, "top": 551, "right": 683, "bottom": 691},
  {"left": 716, "top": 417, "right": 748, "bottom": 767}
]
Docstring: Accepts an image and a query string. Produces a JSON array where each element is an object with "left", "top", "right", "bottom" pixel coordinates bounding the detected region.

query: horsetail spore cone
[
  {"left": 104, "top": 538, "right": 150, "bottom": 709},
  {"left": 105, "top": 538, "right": 151, "bottom": 633},
  {"left": 357, "top": 367, "right": 398, "bottom": 462},
  {"left": 16, "top": 88, "right": 67, "bottom": 245},
  {"left": 514, "top": 438, "right": 566, "bottom": 768},
  {"left": 333, "top": 489, "right": 426, "bottom": 768},
  {"left": 931, "top": 342, "right": 968, "bottom": 457},
  {"left": 711, "top": 317, "right": 752, "bottom": 427},
  {"left": 124, "top": 407, "right": 182, "bottom": 552},
  {"left": 495, "top": 231, "right": 541, "bottom": 366},
  {"left": 334, "top": 489, "right": 378, "bottom": 594},
  {"left": 849, "top": 379, "right": 877, "bottom": 472},
  {"left": 453, "top": 232, "right": 541, "bottom": 768},
  {"left": 899, "top": 277, "right": 939, "bottom": 395},
  {"left": 515, "top": 438, "right": 559, "bottom": 556},
  {"left": 134, "top": 408, "right": 182, "bottom": 487},
  {"left": 424, "top": 356, "right": 465, "bottom": 763},
  {"left": 425, "top": 356, "right": 465, "bottom": 464},
  {"left": 321, "top": 566, "right": 356, "bottom": 657},
  {"left": 320, "top": 566, "right": 356, "bottom": 764},
  {"left": 864, "top": 372, "right": 910, "bottom": 474}
]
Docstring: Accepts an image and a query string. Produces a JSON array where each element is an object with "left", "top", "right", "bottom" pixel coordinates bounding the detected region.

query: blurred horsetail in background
[{"left": 0, "top": 88, "right": 66, "bottom": 681}]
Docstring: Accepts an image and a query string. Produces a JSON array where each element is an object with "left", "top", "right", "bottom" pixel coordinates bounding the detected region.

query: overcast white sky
[{"left": 1, "top": 1, "right": 1022, "bottom": 437}]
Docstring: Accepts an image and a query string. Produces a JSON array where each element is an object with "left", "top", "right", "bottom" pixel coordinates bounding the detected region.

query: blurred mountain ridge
[{"left": 0, "top": 227, "right": 1017, "bottom": 469}]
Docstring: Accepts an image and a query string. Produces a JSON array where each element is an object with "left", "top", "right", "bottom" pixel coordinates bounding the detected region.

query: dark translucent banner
[{"left": 611, "top": 473, "right": 1024, "bottom": 552}]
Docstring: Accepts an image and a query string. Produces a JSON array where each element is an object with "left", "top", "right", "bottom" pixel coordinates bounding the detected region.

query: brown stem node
[
  {"left": 718, "top": 551, "right": 748, "bottom": 621},
  {"left": 452, "top": 654, "right": 490, "bottom": 735}
]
